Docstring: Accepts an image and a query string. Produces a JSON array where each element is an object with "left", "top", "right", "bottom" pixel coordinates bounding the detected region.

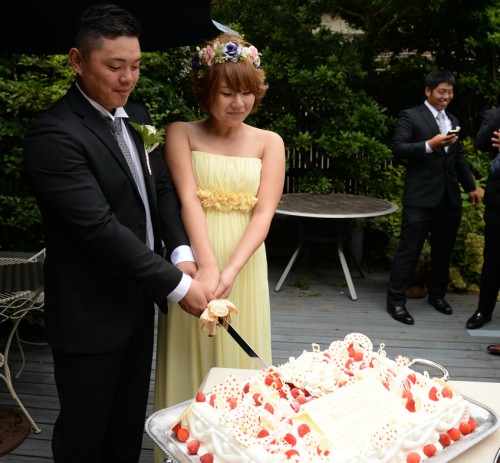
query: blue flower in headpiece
[
  {"left": 192, "top": 56, "right": 201, "bottom": 72},
  {"left": 223, "top": 42, "right": 242, "bottom": 62}
]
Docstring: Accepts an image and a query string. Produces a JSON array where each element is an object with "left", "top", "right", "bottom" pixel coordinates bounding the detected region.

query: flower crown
[{"left": 192, "top": 39, "right": 261, "bottom": 77}]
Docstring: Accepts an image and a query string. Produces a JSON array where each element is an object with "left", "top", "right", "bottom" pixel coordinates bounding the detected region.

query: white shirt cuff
[
  {"left": 170, "top": 245, "right": 195, "bottom": 265},
  {"left": 167, "top": 273, "right": 192, "bottom": 303},
  {"left": 425, "top": 142, "right": 433, "bottom": 154}
]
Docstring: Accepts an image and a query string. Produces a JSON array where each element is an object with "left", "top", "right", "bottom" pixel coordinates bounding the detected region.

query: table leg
[
  {"left": 337, "top": 242, "right": 358, "bottom": 301},
  {"left": 336, "top": 222, "right": 359, "bottom": 301},
  {"left": 274, "top": 241, "right": 304, "bottom": 292}
]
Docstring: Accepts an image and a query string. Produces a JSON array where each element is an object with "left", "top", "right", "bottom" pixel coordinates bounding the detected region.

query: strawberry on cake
[{"left": 169, "top": 333, "right": 477, "bottom": 463}]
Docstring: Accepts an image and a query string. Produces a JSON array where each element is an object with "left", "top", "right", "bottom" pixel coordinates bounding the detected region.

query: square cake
[{"left": 170, "top": 333, "right": 476, "bottom": 463}]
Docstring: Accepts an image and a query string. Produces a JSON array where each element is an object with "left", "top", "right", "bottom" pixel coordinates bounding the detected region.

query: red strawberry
[
  {"left": 441, "top": 386, "right": 453, "bottom": 399},
  {"left": 195, "top": 391, "right": 206, "bottom": 402},
  {"left": 243, "top": 383, "right": 250, "bottom": 394},
  {"left": 171, "top": 422, "right": 181, "bottom": 435},
  {"left": 209, "top": 394, "right": 216, "bottom": 407},
  {"left": 228, "top": 397, "right": 238, "bottom": 409},
  {"left": 187, "top": 439, "right": 200, "bottom": 454},
  {"left": 264, "top": 376, "right": 274, "bottom": 386},
  {"left": 407, "top": 373, "right": 417, "bottom": 384},
  {"left": 406, "top": 452, "right": 421, "bottom": 463},
  {"left": 199, "top": 454, "right": 214, "bottom": 463},
  {"left": 264, "top": 402, "right": 274, "bottom": 414},
  {"left": 284, "top": 433, "right": 297, "bottom": 446},
  {"left": 297, "top": 423, "right": 311, "bottom": 437},
  {"left": 353, "top": 352, "right": 363, "bottom": 362},
  {"left": 290, "top": 388, "right": 300, "bottom": 398},
  {"left": 177, "top": 428, "right": 189, "bottom": 442},
  {"left": 295, "top": 394, "right": 306, "bottom": 405},
  {"left": 468, "top": 418, "right": 477, "bottom": 431},
  {"left": 402, "top": 389, "right": 413, "bottom": 400},
  {"left": 406, "top": 398, "right": 416, "bottom": 413},
  {"left": 459, "top": 422, "right": 472, "bottom": 435},
  {"left": 448, "top": 428, "right": 461, "bottom": 441},
  {"left": 253, "top": 393, "right": 263, "bottom": 406},
  {"left": 257, "top": 429, "right": 270, "bottom": 438},
  {"left": 439, "top": 433, "right": 451, "bottom": 447},
  {"left": 429, "top": 386, "right": 439, "bottom": 401},
  {"left": 423, "top": 444, "right": 437, "bottom": 457},
  {"left": 285, "top": 449, "right": 300, "bottom": 459}
]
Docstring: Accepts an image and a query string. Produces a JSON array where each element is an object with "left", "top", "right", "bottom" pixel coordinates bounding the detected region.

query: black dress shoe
[
  {"left": 487, "top": 344, "right": 500, "bottom": 355},
  {"left": 466, "top": 312, "right": 492, "bottom": 329},
  {"left": 428, "top": 297, "right": 453, "bottom": 315},
  {"left": 387, "top": 304, "right": 414, "bottom": 325}
]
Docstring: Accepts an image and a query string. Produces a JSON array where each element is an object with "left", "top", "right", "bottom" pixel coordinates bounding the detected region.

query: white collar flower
[{"left": 129, "top": 122, "right": 165, "bottom": 175}]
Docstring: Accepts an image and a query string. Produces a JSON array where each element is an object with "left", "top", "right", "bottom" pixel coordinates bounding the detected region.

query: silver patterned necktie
[
  {"left": 106, "top": 117, "right": 140, "bottom": 187},
  {"left": 436, "top": 111, "right": 447, "bottom": 135}
]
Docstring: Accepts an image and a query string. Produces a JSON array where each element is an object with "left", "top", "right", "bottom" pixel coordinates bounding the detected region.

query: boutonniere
[{"left": 129, "top": 122, "right": 165, "bottom": 175}]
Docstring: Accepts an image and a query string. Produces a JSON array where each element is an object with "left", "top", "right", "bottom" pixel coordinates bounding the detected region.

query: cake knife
[{"left": 218, "top": 317, "right": 269, "bottom": 370}]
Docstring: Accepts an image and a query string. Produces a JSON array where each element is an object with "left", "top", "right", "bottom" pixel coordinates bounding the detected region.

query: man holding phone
[{"left": 386, "top": 69, "right": 482, "bottom": 325}]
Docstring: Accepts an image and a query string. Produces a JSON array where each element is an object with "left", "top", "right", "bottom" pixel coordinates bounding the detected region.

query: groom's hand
[{"left": 178, "top": 279, "right": 214, "bottom": 318}]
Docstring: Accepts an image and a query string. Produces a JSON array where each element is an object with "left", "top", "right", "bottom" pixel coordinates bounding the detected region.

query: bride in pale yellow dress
[{"left": 153, "top": 33, "right": 285, "bottom": 461}]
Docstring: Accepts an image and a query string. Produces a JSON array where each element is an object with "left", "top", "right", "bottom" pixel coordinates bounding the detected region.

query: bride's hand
[
  {"left": 214, "top": 267, "right": 237, "bottom": 299},
  {"left": 195, "top": 266, "right": 219, "bottom": 294},
  {"left": 176, "top": 261, "right": 197, "bottom": 278}
]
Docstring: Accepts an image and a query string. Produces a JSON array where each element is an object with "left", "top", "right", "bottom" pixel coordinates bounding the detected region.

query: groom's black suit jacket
[{"left": 24, "top": 83, "right": 188, "bottom": 354}]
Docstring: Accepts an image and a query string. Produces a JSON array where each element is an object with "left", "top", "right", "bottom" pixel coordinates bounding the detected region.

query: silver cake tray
[{"left": 146, "top": 396, "right": 499, "bottom": 463}]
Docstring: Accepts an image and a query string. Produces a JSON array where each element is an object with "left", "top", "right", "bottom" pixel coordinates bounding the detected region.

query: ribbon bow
[{"left": 201, "top": 299, "right": 238, "bottom": 336}]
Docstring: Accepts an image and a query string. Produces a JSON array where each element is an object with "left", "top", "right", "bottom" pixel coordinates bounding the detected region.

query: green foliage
[
  {"left": 0, "top": 54, "right": 73, "bottom": 251},
  {"left": 297, "top": 169, "right": 332, "bottom": 194},
  {"left": 0, "top": 0, "right": 497, "bottom": 295},
  {"left": 212, "top": 0, "right": 394, "bottom": 194}
]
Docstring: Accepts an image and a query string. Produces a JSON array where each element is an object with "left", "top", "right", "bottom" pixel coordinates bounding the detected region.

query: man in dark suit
[
  {"left": 23, "top": 4, "right": 213, "bottom": 462},
  {"left": 387, "top": 69, "right": 482, "bottom": 325},
  {"left": 466, "top": 108, "right": 500, "bottom": 354}
]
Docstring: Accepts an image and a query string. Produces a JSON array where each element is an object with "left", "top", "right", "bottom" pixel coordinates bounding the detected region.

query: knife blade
[{"left": 218, "top": 317, "right": 269, "bottom": 370}]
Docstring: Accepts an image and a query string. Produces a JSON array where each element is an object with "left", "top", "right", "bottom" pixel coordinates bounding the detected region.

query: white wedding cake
[{"left": 170, "top": 333, "right": 476, "bottom": 463}]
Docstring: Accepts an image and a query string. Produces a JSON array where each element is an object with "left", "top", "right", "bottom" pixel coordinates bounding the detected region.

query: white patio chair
[{"left": 0, "top": 249, "right": 45, "bottom": 433}]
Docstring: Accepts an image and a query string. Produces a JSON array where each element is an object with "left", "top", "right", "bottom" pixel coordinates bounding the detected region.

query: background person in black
[
  {"left": 466, "top": 108, "right": 500, "bottom": 355},
  {"left": 387, "top": 69, "right": 482, "bottom": 325}
]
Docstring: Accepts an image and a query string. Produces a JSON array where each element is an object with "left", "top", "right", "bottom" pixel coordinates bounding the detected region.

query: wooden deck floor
[{"left": 1, "top": 261, "right": 499, "bottom": 462}]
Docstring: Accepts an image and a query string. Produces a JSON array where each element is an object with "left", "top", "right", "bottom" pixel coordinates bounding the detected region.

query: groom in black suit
[
  {"left": 387, "top": 69, "right": 482, "bottom": 325},
  {"left": 23, "top": 4, "right": 213, "bottom": 462}
]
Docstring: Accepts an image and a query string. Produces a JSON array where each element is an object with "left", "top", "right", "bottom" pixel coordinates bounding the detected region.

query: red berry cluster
[{"left": 405, "top": 418, "right": 477, "bottom": 463}]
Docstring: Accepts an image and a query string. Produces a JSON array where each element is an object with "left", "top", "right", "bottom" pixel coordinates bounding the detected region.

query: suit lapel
[
  {"left": 420, "top": 104, "right": 440, "bottom": 134},
  {"left": 67, "top": 86, "right": 140, "bottom": 190}
]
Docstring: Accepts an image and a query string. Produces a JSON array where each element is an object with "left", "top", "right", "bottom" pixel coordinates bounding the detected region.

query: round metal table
[{"left": 274, "top": 193, "right": 398, "bottom": 300}]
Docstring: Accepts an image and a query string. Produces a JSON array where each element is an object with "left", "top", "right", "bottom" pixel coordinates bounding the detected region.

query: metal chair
[{"left": 0, "top": 249, "right": 45, "bottom": 433}]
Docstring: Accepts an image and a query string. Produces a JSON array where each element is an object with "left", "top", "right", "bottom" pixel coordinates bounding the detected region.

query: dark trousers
[
  {"left": 51, "top": 310, "right": 154, "bottom": 463},
  {"left": 477, "top": 206, "right": 500, "bottom": 318},
  {"left": 388, "top": 197, "right": 461, "bottom": 306}
]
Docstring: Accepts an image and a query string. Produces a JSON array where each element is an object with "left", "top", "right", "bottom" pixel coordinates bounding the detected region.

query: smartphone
[{"left": 447, "top": 127, "right": 460, "bottom": 135}]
